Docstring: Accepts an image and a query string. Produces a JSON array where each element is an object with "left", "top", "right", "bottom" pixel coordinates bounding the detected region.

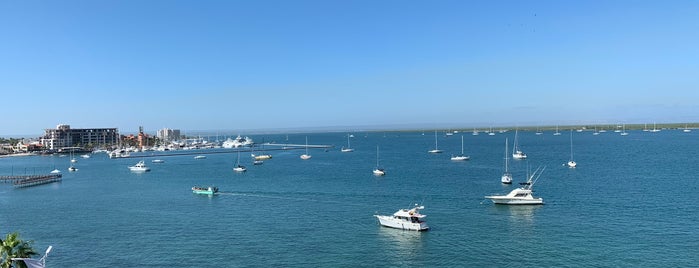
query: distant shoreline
[
  {"left": 1, "top": 122, "right": 695, "bottom": 139},
  {"left": 0, "top": 153, "right": 36, "bottom": 158}
]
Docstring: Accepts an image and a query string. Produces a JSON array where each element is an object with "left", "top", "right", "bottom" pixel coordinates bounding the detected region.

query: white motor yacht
[
  {"left": 374, "top": 205, "right": 429, "bottom": 231},
  {"left": 128, "top": 160, "right": 151, "bottom": 172},
  {"left": 222, "top": 135, "right": 254, "bottom": 148},
  {"left": 486, "top": 166, "right": 545, "bottom": 205}
]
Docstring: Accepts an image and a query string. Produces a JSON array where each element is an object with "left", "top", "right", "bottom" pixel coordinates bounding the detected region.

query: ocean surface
[{"left": 1, "top": 130, "right": 699, "bottom": 267}]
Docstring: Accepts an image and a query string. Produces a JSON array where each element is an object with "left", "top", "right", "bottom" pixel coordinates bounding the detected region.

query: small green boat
[{"left": 192, "top": 186, "right": 218, "bottom": 195}]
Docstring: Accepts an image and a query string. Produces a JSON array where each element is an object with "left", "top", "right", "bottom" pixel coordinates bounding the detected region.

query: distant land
[{"left": 1, "top": 122, "right": 695, "bottom": 139}]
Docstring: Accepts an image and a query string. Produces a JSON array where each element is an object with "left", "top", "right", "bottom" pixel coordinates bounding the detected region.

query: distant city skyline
[{"left": 2, "top": 1, "right": 698, "bottom": 136}]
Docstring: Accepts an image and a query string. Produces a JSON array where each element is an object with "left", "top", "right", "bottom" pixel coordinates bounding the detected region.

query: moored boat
[
  {"left": 486, "top": 166, "right": 545, "bottom": 205},
  {"left": 374, "top": 205, "right": 429, "bottom": 231},
  {"left": 128, "top": 160, "right": 151, "bottom": 172}
]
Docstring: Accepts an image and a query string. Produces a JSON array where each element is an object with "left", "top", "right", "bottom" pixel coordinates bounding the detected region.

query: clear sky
[{"left": 1, "top": 0, "right": 698, "bottom": 136}]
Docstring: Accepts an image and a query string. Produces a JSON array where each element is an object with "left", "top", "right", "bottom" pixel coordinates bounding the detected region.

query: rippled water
[{"left": 1, "top": 130, "right": 698, "bottom": 267}]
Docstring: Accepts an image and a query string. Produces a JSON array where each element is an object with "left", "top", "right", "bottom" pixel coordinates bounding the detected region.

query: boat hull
[
  {"left": 485, "top": 197, "right": 543, "bottom": 205},
  {"left": 375, "top": 215, "right": 428, "bottom": 231}
]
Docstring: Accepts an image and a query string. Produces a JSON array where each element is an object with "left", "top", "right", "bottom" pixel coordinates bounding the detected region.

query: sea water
[{"left": 1, "top": 130, "right": 698, "bottom": 267}]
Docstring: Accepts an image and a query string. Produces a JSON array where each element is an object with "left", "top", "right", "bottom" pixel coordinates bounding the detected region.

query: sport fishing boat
[{"left": 485, "top": 166, "right": 546, "bottom": 205}]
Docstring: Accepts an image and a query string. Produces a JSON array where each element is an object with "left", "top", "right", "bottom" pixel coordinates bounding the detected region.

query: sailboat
[
  {"left": 650, "top": 122, "right": 661, "bottom": 133},
  {"left": 372, "top": 145, "right": 385, "bottom": 176},
  {"left": 300, "top": 136, "right": 312, "bottom": 160},
  {"left": 512, "top": 129, "right": 527, "bottom": 159},
  {"left": 341, "top": 134, "right": 354, "bottom": 152},
  {"left": 233, "top": 151, "right": 247, "bottom": 172},
  {"left": 567, "top": 130, "right": 577, "bottom": 168},
  {"left": 428, "top": 130, "right": 443, "bottom": 153},
  {"left": 450, "top": 135, "right": 470, "bottom": 161},
  {"left": 553, "top": 126, "right": 562, "bottom": 136},
  {"left": 70, "top": 151, "right": 77, "bottom": 164},
  {"left": 684, "top": 124, "right": 692, "bottom": 133},
  {"left": 620, "top": 124, "right": 629, "bottom": 136},
  {"left": 68, "top": 151, "right": 78, "bottom": 171},
  {"left": 501, "top": 138, "right": 513, "bottom": 184}
]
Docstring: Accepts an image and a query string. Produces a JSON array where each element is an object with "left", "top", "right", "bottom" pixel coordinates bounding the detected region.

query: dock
[{"left": 0, "top": 174, "right": 63, "bottom": 188}]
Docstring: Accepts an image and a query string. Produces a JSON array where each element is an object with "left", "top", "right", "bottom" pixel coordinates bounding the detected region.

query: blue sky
[{"left": 1, "top": 0, "right": 698, "bottom": 136}]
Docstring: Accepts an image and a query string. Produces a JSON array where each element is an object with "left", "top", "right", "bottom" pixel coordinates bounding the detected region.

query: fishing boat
[
  {"left": 427, "top": 130, "right": 443, "bottom": 153},
  {"left": 128, "top": 160, "right": 151, "bottom": 172},
  {"left": 485, "top": 166, "right": 545, "bottom": 205},
  {"left": 501, "top": 138, "right": 512, "bottom": 184},
  {"left": 373, "top": 145, "right": 385, "bottom": 176},
  {"left": 192, "top": 186, "right": 218, "bottom": 195},
  {"left": 512, "top": 129, "right": 527, "bottom": 159},
  {"left": 300, "top": 136, "right": 312, "bottom": 160},
  {"left": 374, "top": 205, "right": 428, "bottom": 231},
  {"left": 450, "top": 135, "right": 470, "bottom": 161},
  {"left": 567, "top": 130, "right": 577, "bottom": 168},
  {"left": 341, "top": 134, "right": 354, "bottom": 152}
]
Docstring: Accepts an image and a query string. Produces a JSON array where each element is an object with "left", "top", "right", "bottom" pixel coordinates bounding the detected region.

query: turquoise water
[{"left": 2, "top": 130, "right": 699, "bottom": 267}]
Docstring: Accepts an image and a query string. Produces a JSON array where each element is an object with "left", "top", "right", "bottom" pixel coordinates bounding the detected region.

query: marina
[{"left": 1, "top": 130, "right": 699, "bottom": 267}]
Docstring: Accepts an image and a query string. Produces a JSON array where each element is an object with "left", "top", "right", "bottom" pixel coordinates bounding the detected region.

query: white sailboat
[
  {"left": 553, "top": 126, "right": 562, "bottom": 136},
  {"left": 512, "top": 129, "right": 527, "bottom": 159},
  {"left": 684, "top": 124, "right": 692, "bottom": 133},
  {"left": 428, "top": 130, "right": 443, "bottom": 153},
  {"left": 620, "top": 124, "right": 629, "bottom": 136},
  {"left": 650, "top": 122, "right": 661, "bottom": 133},
  {"left": 373, "top": 145, "right": 385, "bottom": 176},
  {"left": 233, "top": 151, "right": 247, "bottom": 172},
  {"left": 450, "top": 135, "right": 470, "bottom": 161},
  {"left": 501, "top": 138, "right": 512, "bottom": 184},
  {"left": 341, "top": 134, "right": 354, "bottom": 152},
  {"left": 300, "top": 136, "right": 312, "bottom": 160},
  {"left": 567, "top": 130, "right": 577, "bottom": 168}
]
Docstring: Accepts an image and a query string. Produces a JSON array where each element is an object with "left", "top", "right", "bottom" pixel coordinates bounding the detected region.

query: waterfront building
[
  {"left": 157, "top": 128, "right": 180, "bottom": 142},
  {"left": 40, "top": 124, "right": 119, "bottom": 150}
]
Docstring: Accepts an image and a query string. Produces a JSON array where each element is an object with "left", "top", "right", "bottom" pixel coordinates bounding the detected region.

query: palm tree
[{"left": 1, "top": 232, "right": 37, "bottom": 268}]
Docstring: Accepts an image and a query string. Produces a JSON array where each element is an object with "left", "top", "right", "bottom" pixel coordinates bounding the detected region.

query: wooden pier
[{"left": 0, "top": 174, "right": 63, "bottom": 188}]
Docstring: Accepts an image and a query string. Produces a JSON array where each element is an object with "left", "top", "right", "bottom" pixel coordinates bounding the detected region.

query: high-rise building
[{"left": 157, "top": 128, "right": 181, "bottom": 142}]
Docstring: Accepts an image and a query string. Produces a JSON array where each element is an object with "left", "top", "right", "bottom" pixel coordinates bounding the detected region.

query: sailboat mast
[
  {"left": 376, "top": 145, "right": 380, "bottom": 167},
  {"left": 570, "top": 130, "right": 574, "bottom": 161},
  {"left": 461, "top": 135, "right": 464, "bottom": 154},
  {"left": 434, "top": 130, "right": 438, "bottom": 150},
  {"left": 504, "top": 138, "right": 509, "bottom": 172}
]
